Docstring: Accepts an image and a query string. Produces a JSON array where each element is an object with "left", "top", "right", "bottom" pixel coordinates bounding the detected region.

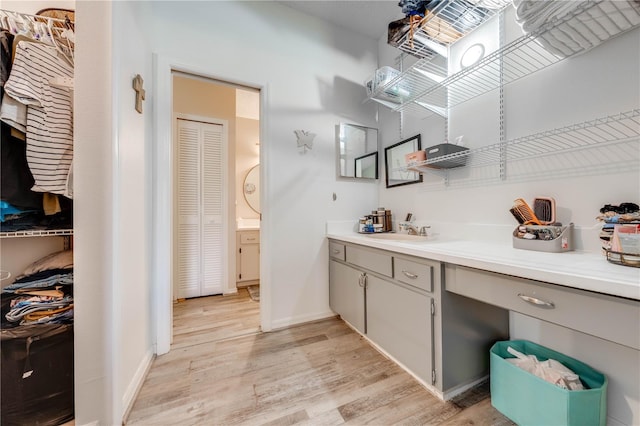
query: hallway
[{"left": 126, "top": 290, "right": 512, "bottom": 425}]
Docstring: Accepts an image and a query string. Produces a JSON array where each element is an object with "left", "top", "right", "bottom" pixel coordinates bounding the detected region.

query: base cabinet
[
  {"left": 367, "top": 274, "right": 433, "bottom": 383},
  {"left": 329, "top": 238, "right": 509, "bottom": 399},
  {"left": 236, "top": 230, "right": 260, "bottom": 284},
  {"left": 329, "top": 260, "right": 365, "bottom": 334}
]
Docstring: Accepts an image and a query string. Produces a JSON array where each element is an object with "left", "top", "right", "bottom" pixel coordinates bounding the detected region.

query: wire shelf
[
  {"left": 400, "top": 109, "right": 640, "bottom": 173},
  {"left": 374, "top": 0, "right": 640, "bottom": 116},
  {"left": 0, "top": 229, "right": 74, "bottom": 239},
  {"left": 395, "top": 0, "right": 507, "bottom": 59}
]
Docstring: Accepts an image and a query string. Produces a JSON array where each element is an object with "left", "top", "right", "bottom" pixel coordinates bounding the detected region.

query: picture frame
[
  {"left": 354, "top": 152, "right": 378, "bottom": 179},
  {"left": 384, "top": 134, "right": 423, "bottom": 188}
]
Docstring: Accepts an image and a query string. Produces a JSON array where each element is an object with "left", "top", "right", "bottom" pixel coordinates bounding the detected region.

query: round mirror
[{"left": 243, "top": 164, "right": 260, "bottom": 214}]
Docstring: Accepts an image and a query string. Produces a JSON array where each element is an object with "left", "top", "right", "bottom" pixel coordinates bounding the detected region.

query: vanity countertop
[{"left": 327, "top": 231, "right": 640, "bottom": 301}]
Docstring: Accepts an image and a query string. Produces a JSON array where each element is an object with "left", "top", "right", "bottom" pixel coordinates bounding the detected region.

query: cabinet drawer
[
  {"left": 448, "top": 266, "right": 640, "bottom": 350},
  {"left": 240, "top": 231, "right": 260, "bottom": 244},
  {"left": 394, "top": 257, "right": 433, "bottom": 292},
  {"left": 329, "top": 241, "right": 345, "bottom": 261},
  {"left": 346, "top": 245, "right": 392, "bottom": 278}
]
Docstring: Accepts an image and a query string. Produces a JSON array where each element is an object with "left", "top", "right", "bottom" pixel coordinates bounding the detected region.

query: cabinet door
[
  {"left": 239, "top": 244, "right": 260, "bottom": 281},
  {"left": 367, "top": 275, "right": 433, "bottom": 384},
  {"left": 329, "top": 260, "right": 365, "bottom": 334}
]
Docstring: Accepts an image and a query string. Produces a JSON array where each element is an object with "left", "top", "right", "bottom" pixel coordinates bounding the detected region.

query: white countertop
[{"left": 327, "top": 231, "right": 640, "bottom": 301}]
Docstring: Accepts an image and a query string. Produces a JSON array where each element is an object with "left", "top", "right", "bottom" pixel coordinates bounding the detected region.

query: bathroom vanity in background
[{"left": 236, "top": 229, "right": 260, "bottom": 286}]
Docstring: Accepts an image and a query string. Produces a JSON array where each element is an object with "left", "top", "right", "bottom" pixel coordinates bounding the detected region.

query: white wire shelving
[
  {"left": 402, "top": 109, "right": 640, "bottom": 180},
  {"left": 0, "top": 229, "right": 73, "bottom": 238},
  {"left": 371, "top": 0, "right": 640, "bottom": 117}
]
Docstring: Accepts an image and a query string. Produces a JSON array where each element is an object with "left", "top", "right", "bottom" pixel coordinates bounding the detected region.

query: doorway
[{"left": 171, "top": 71, "right": 261, "bottom": 342}]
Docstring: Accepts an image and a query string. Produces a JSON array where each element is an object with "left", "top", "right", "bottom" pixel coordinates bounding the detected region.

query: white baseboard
[
  {"left": 121, "top": 349, "right": 155, "bottom": 423},
  {"left": 270, "top": 310, "right": 336, "bottom": 330}
]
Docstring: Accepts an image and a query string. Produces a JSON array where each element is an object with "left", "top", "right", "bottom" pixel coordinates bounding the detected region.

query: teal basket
[{"left": 490, "top": 340, "right": 607, "bottom": 426}]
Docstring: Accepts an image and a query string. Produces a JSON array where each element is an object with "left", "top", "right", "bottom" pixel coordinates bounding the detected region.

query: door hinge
[
  {"left": 431, "top": 299, "right": 436, "bottom": 316},
  {"left": 432, "top": 369, "right": 437, "bottom": 385}
]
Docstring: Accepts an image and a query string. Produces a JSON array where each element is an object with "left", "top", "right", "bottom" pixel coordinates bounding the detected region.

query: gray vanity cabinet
[
  {"left": 329, "top": 238, "right": 510, "bottom": 399},
  {"left": 329, "top": 259, "right": 366, "bottom": 334},
  {"left": 329, "top": 241, "right": 435, "bottom": 385},
  {"left": 366, "top": 274, "right": 433, "bottom": 383}
]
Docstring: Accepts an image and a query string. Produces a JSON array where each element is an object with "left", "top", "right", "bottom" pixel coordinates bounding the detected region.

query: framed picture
[
  {"left": 384, "top": 134, "right": 423, "bottom": 188},
  {"left": 354, "top": 152, "right": 378, "bottom": 179}
]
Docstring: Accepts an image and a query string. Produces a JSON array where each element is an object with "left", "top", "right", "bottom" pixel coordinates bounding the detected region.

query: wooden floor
[{"left": 126, "top": 288, "right": 513, "bottom": 425}]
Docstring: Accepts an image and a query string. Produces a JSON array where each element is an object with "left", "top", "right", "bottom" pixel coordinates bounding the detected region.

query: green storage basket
[{"left": 490, "top": 340, "right": 607, "bottom": 426}]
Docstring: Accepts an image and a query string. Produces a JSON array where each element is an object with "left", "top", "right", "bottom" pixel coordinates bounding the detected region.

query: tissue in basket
[{"left": 405, "top": 150, "right": 426, "bottom": 166}]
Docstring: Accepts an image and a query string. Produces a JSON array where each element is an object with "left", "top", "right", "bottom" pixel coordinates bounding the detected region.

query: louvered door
[{"left": 176, "top": 119, "right": 225, "bottom": 298}]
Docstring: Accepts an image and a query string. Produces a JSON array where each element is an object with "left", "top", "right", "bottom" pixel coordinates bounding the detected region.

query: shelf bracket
[{"left": 499, "top": 9, "right": 507, "bottom": 181}]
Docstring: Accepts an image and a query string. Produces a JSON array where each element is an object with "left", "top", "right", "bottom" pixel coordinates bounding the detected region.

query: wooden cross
[{"left": 133, "top": 74, "right": 145, "bottom": 113}]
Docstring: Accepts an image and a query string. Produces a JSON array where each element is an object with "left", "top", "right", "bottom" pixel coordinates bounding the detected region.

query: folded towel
[
  {"left": 518, "top": 0, "right": 640, "bottom": 59},
  {"left": 515, "top": 0, "right": 584, "bottom": 34}
]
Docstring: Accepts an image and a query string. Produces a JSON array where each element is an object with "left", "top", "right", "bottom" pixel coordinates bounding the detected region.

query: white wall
[
  {"left": 149, "top": 1, "right": 380, "bottom": 330},
  {"left": 75, "top": 1, "right": 155, "bottom": 424},
  {"left": 378, "top": 10, "right": 640, "bottom": 246},
  {"left": 74, "top": 1, "right": 114, "bottom": 424},
  {"left": 112, "top": 0, "right": 154, "bottom": 421}
]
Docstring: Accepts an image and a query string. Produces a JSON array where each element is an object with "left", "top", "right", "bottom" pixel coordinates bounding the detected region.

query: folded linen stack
[{"left": 514, "top": 0, "right": 640, "bottom": 58}]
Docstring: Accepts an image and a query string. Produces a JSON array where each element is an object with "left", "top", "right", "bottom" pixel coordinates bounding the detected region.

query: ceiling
[{"left": 277, "top": 1, "right": 405, "bottom": 40}]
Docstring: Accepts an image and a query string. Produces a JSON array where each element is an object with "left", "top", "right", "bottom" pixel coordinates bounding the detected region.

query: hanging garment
[
  {"left": 3, "top": 41, "right": 74, "bottom": 197},
  {"left": 0, "top": 30, "right": 13, "bottom": 93},
  {"left": 0, "top": 122, "right": 43, "bottom": 210}
]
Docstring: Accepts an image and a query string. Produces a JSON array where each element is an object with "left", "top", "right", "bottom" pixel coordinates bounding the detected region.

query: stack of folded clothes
[{"left": 2, "top": 249, "right": 73, "bottom": 327}]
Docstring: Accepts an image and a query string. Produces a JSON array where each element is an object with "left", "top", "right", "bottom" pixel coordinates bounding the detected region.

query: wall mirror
[
  {"left": 384, "top": 134, "right": 423, "bottom": 188},
  {"left": 243, "top": 164, "right": 260, "bottom": 213},
  {"left": 337, "top": 123, "right": 378, "bottom": 179}
]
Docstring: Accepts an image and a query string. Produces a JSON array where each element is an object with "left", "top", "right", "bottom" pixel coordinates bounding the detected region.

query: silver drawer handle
[
  {"left": 518, "top": 293, "right": 555, "bottom": 309},
  {"left": 332, "top": 249, "right": 341, "bottom": 254},
  {"left": 246, "top": 237, "right": 256, "bottom": 241},
  {"left": 402, "top": 270, "right": 418, "bottom": 279}
]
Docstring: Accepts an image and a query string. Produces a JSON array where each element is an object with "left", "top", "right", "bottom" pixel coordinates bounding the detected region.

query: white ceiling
[{"left": 277, "top": 1, "right": 405, "bottom": 40}]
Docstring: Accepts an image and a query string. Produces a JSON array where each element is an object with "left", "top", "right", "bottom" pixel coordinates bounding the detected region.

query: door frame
[
  {"left": 153, "top": 54, "right": 271, "bottom": 355},
  {"left": 173, "top": 114, "right": 229, "bottom": 300}
]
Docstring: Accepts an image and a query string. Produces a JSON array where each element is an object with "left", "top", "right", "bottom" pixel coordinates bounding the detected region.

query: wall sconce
[
  {"left": 460, "top": 43, "right": 485, "bottom": 68},
  {"left": 294, "top": 130, "right": 316, "bottom": 153}
]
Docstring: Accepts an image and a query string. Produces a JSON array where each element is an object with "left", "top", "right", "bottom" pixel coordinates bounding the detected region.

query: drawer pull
[
  {"left": 332, "top": 249, "right": 341, "bottom": 254},
  {"left": 246, "top": 237, "right": 256, "bottom": 241},
  {"left": 402, "top": 270, "right": 418, "bottom": 279},
  {"left": 518, "top": 293, "right": 555, "bottom": 309}
]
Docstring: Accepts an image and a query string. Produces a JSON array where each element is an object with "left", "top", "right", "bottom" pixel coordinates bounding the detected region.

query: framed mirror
[
  {"left": 384, "top": 134, "right": 423, "bottom": 188},
  {"left": 355, "top": 152, "right": 378, "bottom": 179},
  {"left": 337, "top": 123, "right": 378, "bottom": 179},
  {"left": 243, "top": 164, "right": 260, "bottom": 213}
]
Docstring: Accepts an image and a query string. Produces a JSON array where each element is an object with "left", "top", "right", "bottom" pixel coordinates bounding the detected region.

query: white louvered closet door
[{"left": 177, "top": 119, "right": 224, "bottom": 298}]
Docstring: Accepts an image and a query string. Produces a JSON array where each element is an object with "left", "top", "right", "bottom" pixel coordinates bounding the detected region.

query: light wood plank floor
[{"left": 126, "top": 288, "right": 513, "bottom": 425}]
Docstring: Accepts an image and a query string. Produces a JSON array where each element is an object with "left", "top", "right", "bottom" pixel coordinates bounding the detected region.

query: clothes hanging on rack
[{"left": 4, "top": 41, "right": 74, "bottom": 198}]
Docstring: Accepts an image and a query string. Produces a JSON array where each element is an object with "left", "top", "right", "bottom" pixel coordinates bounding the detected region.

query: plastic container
[
  {"left": 513, "top": 223, "right": 573, "bottom": 252},
  {"left": 424, "top": 143, "right": 469, "bottom": 168},
  {"left": 373, "top": 66, "right": 411, "bottom": 102},
  {"left": 491, "top": 340, "right": 607, "bottom": 426}
]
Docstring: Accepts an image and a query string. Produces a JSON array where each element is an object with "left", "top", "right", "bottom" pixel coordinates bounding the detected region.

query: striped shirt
[{"left": 4, "top": 41, "right": 73, "bottom": 198}]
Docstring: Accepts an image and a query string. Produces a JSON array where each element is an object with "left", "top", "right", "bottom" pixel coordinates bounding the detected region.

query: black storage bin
[
  {"left": 425, "top": 143, "right": 470, "bottom": 168},
  {"left": 1, "top": 323, "right": 74, "bottom": 426}
]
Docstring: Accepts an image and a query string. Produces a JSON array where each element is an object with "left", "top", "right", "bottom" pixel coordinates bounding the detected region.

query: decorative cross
[{"left": 133, "top": 74, "right": 145, "bottom": 114}]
